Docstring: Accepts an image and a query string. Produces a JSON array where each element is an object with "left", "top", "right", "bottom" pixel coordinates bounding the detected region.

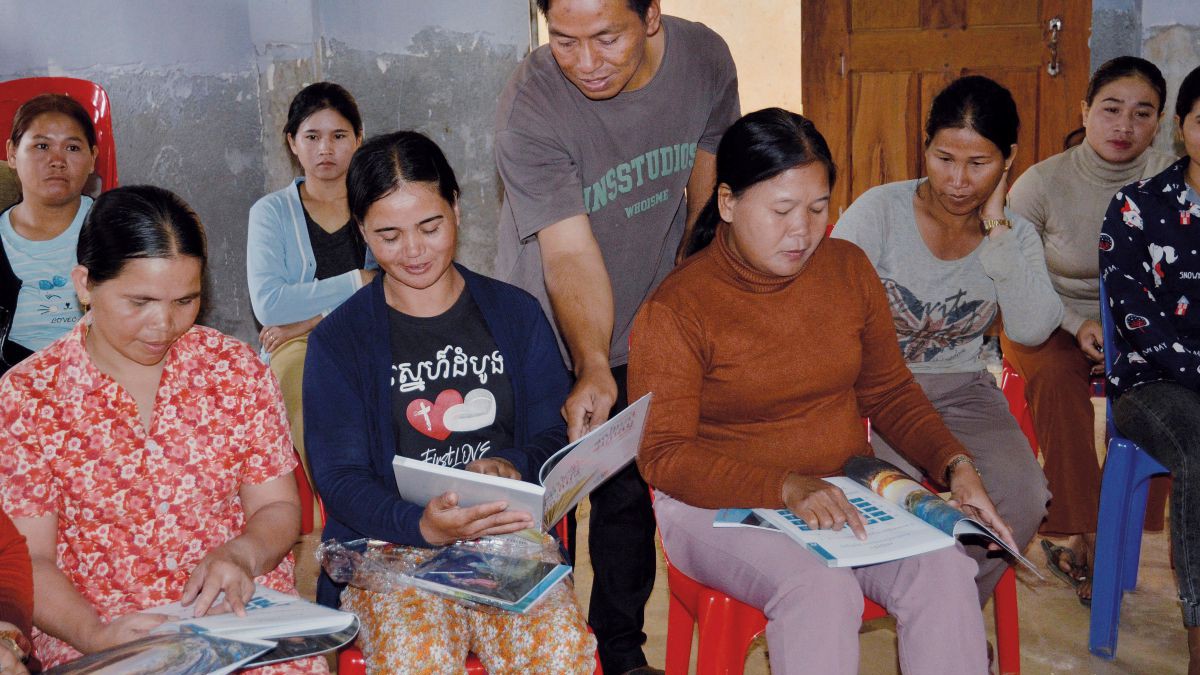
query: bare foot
[{"left": 1067, "top": 533, "right": 1096, "bottom": 604}]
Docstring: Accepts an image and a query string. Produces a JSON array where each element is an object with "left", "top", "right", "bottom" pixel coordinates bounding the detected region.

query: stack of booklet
[
  {"left": 715, "top": 455, "right": 1039, "bottom": 573},
  {"left": 46, "top": 587, "right": 358, "bottom": 675},
  {"left": 401, "top": 543, "right": 573, "bottom": 614}
]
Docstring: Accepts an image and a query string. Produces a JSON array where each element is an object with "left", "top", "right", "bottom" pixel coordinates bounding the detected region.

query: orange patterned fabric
[
  {"left": 342, "top": 545, "right": 594, "bottom": 675},
  {"left": 0, "top": 321, "right": 323, "bottom": 673}
]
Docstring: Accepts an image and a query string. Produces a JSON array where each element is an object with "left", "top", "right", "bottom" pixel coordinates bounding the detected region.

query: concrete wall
[
  {"left": 1088, "top": 0, "right": 1200, "bottom": 155},
  {"left": 1091, "top": 0, "right": 1143, "bottom": 72},
  {"left": 1142, "top": 0, "right": 1200, "bottom": 154},
  {"left": 0, "top": 0, "right": 531, "bottom": 342}
]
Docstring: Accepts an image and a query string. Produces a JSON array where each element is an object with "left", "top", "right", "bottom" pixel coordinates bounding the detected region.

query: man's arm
[
  {"left": 678, "top": 149, "right": 718, "bottom": 263},
  {"left": 539, "top": 214, "right": 618, "bottom": 441}
]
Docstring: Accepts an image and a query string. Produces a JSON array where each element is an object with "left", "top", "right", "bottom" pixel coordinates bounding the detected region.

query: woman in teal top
[{"left": 0, "top": 94, "right": 97, "bottom": 374}]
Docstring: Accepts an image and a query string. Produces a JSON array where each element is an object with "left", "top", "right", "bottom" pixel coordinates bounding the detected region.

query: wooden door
[{"left": 802, "top": 0, "right": 1091, "bottom": 215}]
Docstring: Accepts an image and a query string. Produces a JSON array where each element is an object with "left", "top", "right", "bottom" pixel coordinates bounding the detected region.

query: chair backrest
[
  {"left": 0, "top": 77, "right": 118, "bottom": 194},
  {"left": 1098, "top": 276, "right": 1119, "bottom": 435}
]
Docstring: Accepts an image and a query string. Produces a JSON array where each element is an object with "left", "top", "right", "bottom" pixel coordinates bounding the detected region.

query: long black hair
[
  {"left": 346, "top": 131, "right": 460, "bottom": 224},
  {"left": 684, "top": 108, "right": 836, "bottom": 258},
  {"left": 77, "top": 185, "right": 206, "bottom": 284}
]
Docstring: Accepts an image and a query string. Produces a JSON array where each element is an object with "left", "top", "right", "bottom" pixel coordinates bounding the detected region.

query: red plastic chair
[
  {"left": 0, "top": 77, "right": 119, "bottom": 193},
  {"left": 999, "top": 359, "right": 1039, "bottom": 456},
  {"left": 293, "top": 449, "right": 319, "bottom": 535},
  {"left": 1000, "top": 357, "right": 1108, "bottom": 458},
  {"left": 663, "top": 547, "right": 1021, "bottom": 675},
  {"left": 339, "top": 643, "right": 494, "bottom": 674}
]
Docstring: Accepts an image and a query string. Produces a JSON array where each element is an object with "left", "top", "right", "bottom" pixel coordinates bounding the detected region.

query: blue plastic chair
[{"left": 1088, "top": 279, "right": 1171, "bottom": 659}]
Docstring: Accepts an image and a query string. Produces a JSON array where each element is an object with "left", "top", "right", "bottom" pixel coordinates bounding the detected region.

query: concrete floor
[{"left": 294, "top": 397, "right": 1189, "bottom": 673}]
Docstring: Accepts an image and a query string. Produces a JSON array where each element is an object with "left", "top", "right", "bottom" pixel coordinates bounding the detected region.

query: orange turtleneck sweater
[{"left": 629, "top": 227, "right": 970, "bottom": 509}]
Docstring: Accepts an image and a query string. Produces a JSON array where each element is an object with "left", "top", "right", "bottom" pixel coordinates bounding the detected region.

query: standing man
[{"left": 494, "top": 1, "right": 739, "bottom": 673}]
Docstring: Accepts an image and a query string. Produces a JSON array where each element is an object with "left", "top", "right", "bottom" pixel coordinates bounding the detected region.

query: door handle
[{"left": 1046, "top": 16, "right": 1063, "bottom": 77}]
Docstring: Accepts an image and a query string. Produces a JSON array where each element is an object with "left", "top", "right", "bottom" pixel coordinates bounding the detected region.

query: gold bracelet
[
  {"left": 0, "top": 630, "right": 28, "bottom": 663},
  {"left": 944, "top": 454, "right": 980, "bottom": 483}
]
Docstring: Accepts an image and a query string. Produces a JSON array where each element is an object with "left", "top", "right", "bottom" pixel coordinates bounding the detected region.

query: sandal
[{"left": 1041, "top": 539, "right": 1092, "bottom": 607}]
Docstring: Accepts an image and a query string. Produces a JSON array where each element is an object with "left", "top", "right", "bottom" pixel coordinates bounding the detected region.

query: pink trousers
[{"left": 654, "top": 491, "right": 988, "bottom": 675}]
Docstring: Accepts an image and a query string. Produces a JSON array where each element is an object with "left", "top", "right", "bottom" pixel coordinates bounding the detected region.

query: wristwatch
[
  {"left": 0, "top": 628, "right": 28, "bottom": 663},
  {"left": 980, "top": 218, "right": 1011, "bottom": 235}
]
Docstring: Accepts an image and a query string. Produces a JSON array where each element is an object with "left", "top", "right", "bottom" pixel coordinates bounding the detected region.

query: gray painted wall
[
  {"left": 1091, "top": 0, "right": 1142, "bottom": 72},
  {"left": 1142, "top": 0, "right": 1200, "bottom": 154},
  {"left": 1088, "top": 0, "right": 1200, "bottom": 154},
  {"left": 0, "top": 0, "right": 531, "bottom": 342}
]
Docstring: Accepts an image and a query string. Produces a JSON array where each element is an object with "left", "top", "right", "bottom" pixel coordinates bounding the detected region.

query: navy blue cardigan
[{"left": 304, "top": 264, "right": 570, "bottom": 607}]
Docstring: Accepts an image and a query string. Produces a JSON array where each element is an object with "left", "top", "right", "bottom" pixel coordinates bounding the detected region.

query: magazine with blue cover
[{"left": 404, "top": 546, "right": 572, "bottom": 614}]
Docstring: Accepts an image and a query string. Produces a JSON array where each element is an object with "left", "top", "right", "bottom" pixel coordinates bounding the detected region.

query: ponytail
[{"left": 683, "top": 192, "right": 722, "bottom": 258}]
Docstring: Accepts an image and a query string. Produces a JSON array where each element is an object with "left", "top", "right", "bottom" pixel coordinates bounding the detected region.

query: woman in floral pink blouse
[{"left": 0, "top": 185, "right": 324, "bottom": 673}]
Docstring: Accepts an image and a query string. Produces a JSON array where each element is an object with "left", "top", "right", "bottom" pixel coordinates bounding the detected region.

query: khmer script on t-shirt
[{"left": 388, "top": 290, "right": 515, "bottom": 470}]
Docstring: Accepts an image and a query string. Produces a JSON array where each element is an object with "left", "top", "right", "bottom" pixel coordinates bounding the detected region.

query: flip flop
[{"left": 1041, "top": 539, "right": 1092, "bottom": 607}]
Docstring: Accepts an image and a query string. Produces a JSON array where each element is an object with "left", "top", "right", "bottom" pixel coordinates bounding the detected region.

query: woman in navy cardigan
[{"left": 303, "top": 131, "right": 595, "bottom": 673}]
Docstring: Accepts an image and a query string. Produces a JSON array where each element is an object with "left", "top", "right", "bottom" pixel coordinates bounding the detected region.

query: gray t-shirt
[
  {"left": 493, "top": 15, "right": 740, "bottom": 367},
  {"left": 831, "top": 179, "right": 1063, "bottom": 374}
]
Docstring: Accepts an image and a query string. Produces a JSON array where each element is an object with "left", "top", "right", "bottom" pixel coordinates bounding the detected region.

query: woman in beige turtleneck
[{"left": 1006, "top": 56, "right": 1175, "bottom": 605}]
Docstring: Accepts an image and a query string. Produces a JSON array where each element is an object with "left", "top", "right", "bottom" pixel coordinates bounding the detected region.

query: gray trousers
[{"left": 871, "top": 370, "right": 1050, "bottom": 605}]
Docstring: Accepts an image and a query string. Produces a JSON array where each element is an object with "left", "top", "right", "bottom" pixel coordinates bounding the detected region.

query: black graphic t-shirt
[{"left": 388, "top": 290, "right": 514, "bottom": 470}]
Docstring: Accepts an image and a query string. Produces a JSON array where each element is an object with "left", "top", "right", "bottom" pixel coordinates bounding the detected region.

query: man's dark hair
[{"left": 536, "top": 0, "right": 653, "bottom": 21}]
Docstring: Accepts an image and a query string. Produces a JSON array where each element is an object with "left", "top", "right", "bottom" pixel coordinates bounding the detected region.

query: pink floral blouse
[{"left": 0, "top": 321, "right": 323, "bottom": 672}]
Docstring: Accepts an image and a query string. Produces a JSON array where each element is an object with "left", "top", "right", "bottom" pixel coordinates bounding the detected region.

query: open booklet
[
  {"left": 746, "top": 455, "right": 1040, "bottom": 573},
  {"left": 49, "top": 586, "right": 360, "bottom": 674},
  {"left": 393, "top": 392, "right": 652, "bottom": 531},
  {"left": 144, "top": 586, "right": 357, "bottom": 640}
]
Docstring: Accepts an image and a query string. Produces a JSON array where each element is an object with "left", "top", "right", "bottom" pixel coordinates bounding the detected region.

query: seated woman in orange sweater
[{"left": 629, "top": 109, "right": 1015, "bottom": 675}]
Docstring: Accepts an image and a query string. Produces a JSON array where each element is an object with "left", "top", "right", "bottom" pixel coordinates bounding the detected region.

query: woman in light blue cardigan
[{"left": 246, "top": 82, "right": 375, "bottom": 476}]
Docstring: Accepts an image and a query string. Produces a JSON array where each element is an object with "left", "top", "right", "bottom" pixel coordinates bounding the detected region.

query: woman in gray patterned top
[{"left": 831, "top": 75, "right": 1061, "bottom": 606}]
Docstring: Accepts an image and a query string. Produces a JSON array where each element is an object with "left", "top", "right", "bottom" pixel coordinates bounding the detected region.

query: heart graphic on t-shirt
[
  {"left": 443, "top": 389, "right": 497, "bottom": 432},
  {"left": 406, "top": 389, "right": 463, "bottom": 440}
]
